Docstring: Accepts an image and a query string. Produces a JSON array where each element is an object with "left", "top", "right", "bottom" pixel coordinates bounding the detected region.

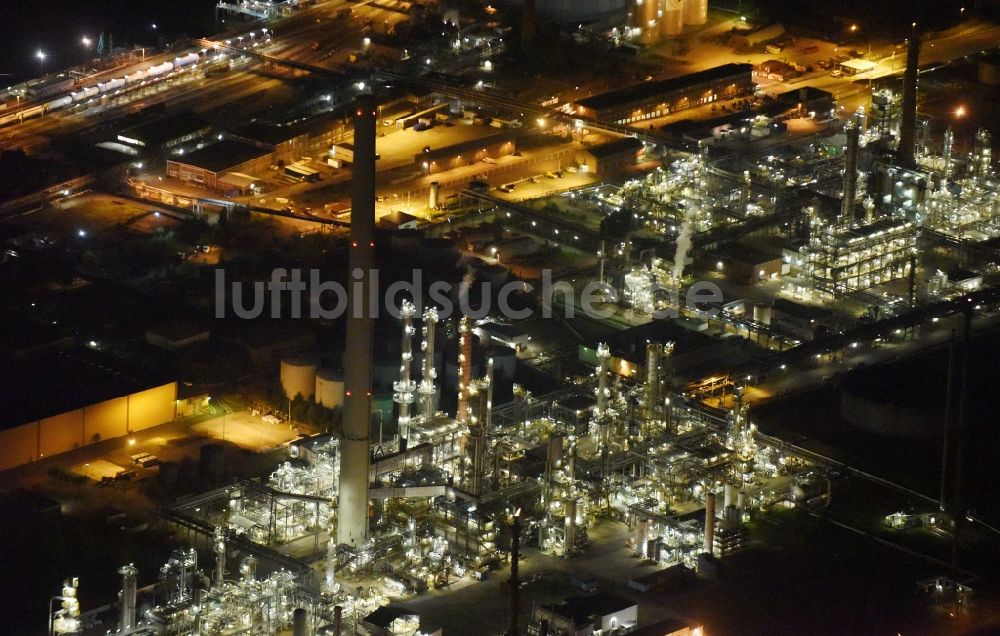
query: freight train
[{"left": 0, "top": 52, "right": 202, "bottom": 127}]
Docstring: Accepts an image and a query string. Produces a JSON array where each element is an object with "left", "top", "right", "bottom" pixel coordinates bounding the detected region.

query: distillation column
[
  {"left": 942, "top": 127, "right": 954, "bottom": 180},
  {"left": 338, "top": 93, "right": 377, "bottom": 547},
  {"left": 645, "top": 342, "right": 661, "bottom": 421},
  {"left": 842, "top": 118, "right": 860, "bottom": 224},
  {"left": 595, "top": 343, "right": 610, "bottom": 416},
  {"left": 118, "top": 565, "right": 137, "bottom": 633},
  {"left": 704, "top": 492, "right": 716, "bottom": 554},
  {"left": 457, "top": 316, "right": 472, "bottom": 424},
  {"left": 898, "top": 32, "right": 921, "bottom": 168},
  {"left": 484, "top": 356, "right": 494, "bottom": 432},
  {"left": 418, "top": 308, "right": 439, "bottom": 420},
  {"left": 213, "top": 526, "right": 226, "bottom": 587},
  {"left": 394, "top": 301, "right": 417, "bottom": 442}
]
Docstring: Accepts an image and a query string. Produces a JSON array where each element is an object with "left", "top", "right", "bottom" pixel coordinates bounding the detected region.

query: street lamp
[
  {"left": 36, "top": 50, "right": 46, "bottom": 76},
  {"left": 955, "top": 105, "right": 966, "bottom": 119},
  {"left": 81, "top": 37, "right": 92, "bottom": 48}
]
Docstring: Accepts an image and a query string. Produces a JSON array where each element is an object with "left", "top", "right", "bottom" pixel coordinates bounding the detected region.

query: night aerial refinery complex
[{"left": 6, "top": 0, "right": 1000, "bottom": 635}]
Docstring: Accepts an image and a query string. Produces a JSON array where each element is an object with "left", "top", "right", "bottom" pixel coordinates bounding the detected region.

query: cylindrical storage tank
[
  {"left": 752, "top": 303, "right": 772, "bottom": 326},
  {"left": 636, "top": 0, "right": 659, "bottom": 43},
  {"left": 660, "top": 0, "right": 684, "bottom": 36},
  {"left": 315, "top": 367, "right": 345, "bottom": 409},
  {"left": 629, "top": 0, "right": 644, "bottom": 27},
  {"left": 281, "top": 356, "right": 317, "bottom": 401},
  {"left": 428, "top": 181, "right": 440, "bottom": 209},
  {"left": 683, "top": 0, "right": 707, "bottom": 25}
]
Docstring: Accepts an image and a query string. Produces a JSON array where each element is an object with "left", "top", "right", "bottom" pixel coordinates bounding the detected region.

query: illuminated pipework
[
  {"left": 418, "top": 308, "right": 439, "bottom": 420},
  {"left": 394, "top": 300, "right": 417, "bottom": 441}
]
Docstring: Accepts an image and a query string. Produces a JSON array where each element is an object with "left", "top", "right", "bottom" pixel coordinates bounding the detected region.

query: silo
[
  {"left": 682, "top": 0, "right": 707, "bottom": 25},
  {"left": 636, "top": 0, "right": 659, "bottom": 44},
  {"left": 660, "top": 0, "right": 684, "bottom": 36},
  {"left": 281, "top": 356, "right": 317, "bottom": 401},
  {"left": 315, "top": 368, "right": 345, "bottom": 409}
]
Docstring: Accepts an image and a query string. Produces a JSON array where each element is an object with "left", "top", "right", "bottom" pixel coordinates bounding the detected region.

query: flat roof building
[
  {"left": 575, "top": 137, "right": 644, "bottom": 176},
  {"left": 574, "top": 64, "right": 754, "bottom": 124},
  {"left": 118, "top": 111, "right": 211, "bottom": 152},
  {"left": 532, "top": 592, "right": 638, "bottom": 636},
  {"left": 166, "top": 139, "right": 273, "bottom": 190}
]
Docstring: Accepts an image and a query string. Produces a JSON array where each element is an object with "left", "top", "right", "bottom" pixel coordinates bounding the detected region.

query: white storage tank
[
  {"left": 660, "top": 0, "right": 684, "bottom": 36},
  {"left": 315, "top": 368, "right": 345, "bottom": 409},
  {"left": 280, "top": 356, "right": 317, "bottom": 401},
  {"left": 682, "top": 0, "right": 707, "bottom": 25}
]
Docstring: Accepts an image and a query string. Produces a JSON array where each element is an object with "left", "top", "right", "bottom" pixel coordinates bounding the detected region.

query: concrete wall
[
  {"left": 0, "top": 382, "right": 178, "bottom": 472},
  {"left": 39, "top": 409, "right": 85, "bottom": 457},
  {"left": 0, "top": 423, "right": 38, "bottom": 471},
  {"left": 129, "top": 384, "right": 178, "bottom": 431},
  {"left": 84, "top": 396, "right": 128, "bottom": 442}
]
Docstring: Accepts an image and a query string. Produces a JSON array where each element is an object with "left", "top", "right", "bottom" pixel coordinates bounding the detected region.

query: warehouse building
[
  {"left": 229, "top": 121, "right": 312, "bottom": 165},
  {"left": 573, "top": 63, "right": 755, "bottom": 124},
  {"left": 117, "top": 110, "right": 211, "bottom": 153},
  {"left": 0, "top": 350, "right": 179, "bottom": 471},
  {"left": 166, "top": 139, "right": 273, "bottom": 190},
  {"left": 417, "top": 132, "right": 516, "bottom": 173},
  {"left": 575, "top": 137, "right": 644, "bottom": 176}
]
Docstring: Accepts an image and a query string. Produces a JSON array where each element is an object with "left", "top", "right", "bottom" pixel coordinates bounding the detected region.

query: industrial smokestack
[
  {"left": 842, "top": 119, "right": 860, "bottom": 224},
  {"left": 338, "top": 93, "right": 377, "bottom": 547},
  {"left": 704, "top": 492, "right": 716, "bottom": 554},
  {"left": 118, "top": 564, "right": 137, "bottom": 633},
  {"left": 898, "top": 33, "right": 921, "bottom": 168},
  {"left": 334, "top": 606, "right": 343, "bottom": 636}
]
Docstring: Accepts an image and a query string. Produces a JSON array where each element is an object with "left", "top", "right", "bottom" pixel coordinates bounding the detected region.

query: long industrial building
[
  {"left": 573, "top": 64, "right": 755, "bottom": 124},
  {"left": 0, "top": 351, "right": 178, "bottom": 470}
]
